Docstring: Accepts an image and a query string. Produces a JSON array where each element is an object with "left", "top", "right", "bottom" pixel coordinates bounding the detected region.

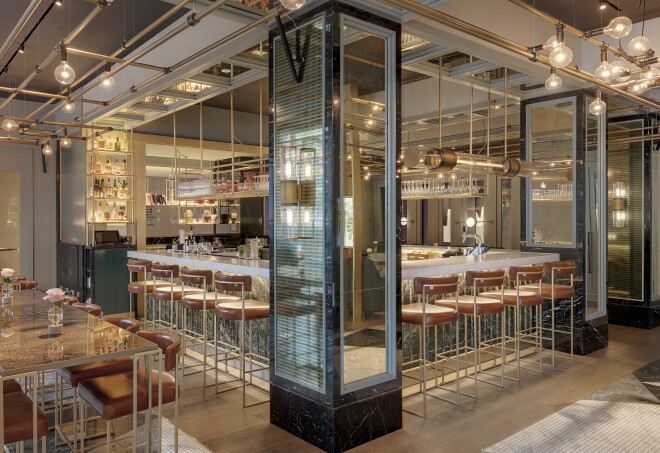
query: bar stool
[
  {"left": 63, "top": 294, "right": 79, "bottom": 304},
  {"left": 150, "top": 264, "right": 203, "bottom": 332},
  {"left": 2, "top": 388, "right": 49, "bottom": 451},
  {"left": 55, "top": 316, "right": 136, "bottom": 450},
  {"left": 179, "top": 269, "right": 240, "bottom": 388},
  {"left": 214, "top": 274, "right": 269, "bottom": 407},
  {"left": 481, "top": 265, "right": 544, "bottom": 380},
  {"left": 436, "top": 270, "right": 505, "bottom": 399},
  {"left": 77, "top": 331, "right": 181, "bottom": 452},
  {"left": 71, "top": 302, "right": 102, "bottom": 317},
  {"left": 127, "top": 259, "right": 169, "bottom": 325},
  {"left": 520, "top": 260, "right": 576, "bottom": 367},
  {"left": 16, "top": 280, "right": 38, "bottom": 291},
  {"left": 402, "top": 275, "right": 460, "bottom": 418},
  {"left": 102, "top": 316, "right": 141, "bottom": 333}
]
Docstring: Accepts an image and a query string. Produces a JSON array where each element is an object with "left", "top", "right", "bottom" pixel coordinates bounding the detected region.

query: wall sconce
[
  {"left": 456, "top": 216, "right": 493, "bottom": 227},
  {"left": 279, "top": 146, "right": 316, "bottom": 239},
  {"left": 401, "top": 217, "right": 414, "bottom": 226},
  {"left": 612, "top": 181, "right": 628, "bottom": 228}
]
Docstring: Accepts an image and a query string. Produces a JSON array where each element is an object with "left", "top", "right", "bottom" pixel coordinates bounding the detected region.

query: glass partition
[
  {"left": 340, "top": 15, "right": 396, "bottom": 392},
  {"left": 526, "top": 98, "right": 576, "bottom": 247}
]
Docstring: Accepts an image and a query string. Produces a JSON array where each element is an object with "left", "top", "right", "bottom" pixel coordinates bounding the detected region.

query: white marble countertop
[
  {"left": 128, "top": 249, "right": 269, "bottom": 278},
  {"left": 401, "top": 249, "right": 560, "bottom": 279}
]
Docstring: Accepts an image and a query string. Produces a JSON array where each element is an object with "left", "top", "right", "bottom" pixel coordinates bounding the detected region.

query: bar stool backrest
[
  {"left": 413, "top": 275, "right": 459, "bottom": 296},
  {"left": 102, "top": 316, "right": 141, "bottom": 334},
  {"left": 62, "top": 294, "right": 79, "bottom": 304},
  {"left": 137, "top": 331, "right": 181, "bottom": 372},
  {"left": 151, "top": 263, "right": 179, "bottom": 279},
  {"left": 72, "top": 302, "right": 102, "bottom": 317},
  {"left": 127, "top": 259, "right": 152, "bottom": 273},
  {"left": 215, "top": 274, "right": 252, "bottom": 293},
  {"left": 543, "top": 260, "right": 576, "bottom": 278},
  {"left": 509, "top": 265, "right": 544, "bottom": 284},
  {"left": 180, "top": 268, "right": 213, "bottom": 286},
  {"left": 466, "top": 270, "right": 505, "bottom": 289}
]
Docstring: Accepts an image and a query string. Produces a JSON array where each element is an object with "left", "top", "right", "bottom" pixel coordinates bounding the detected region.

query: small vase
[
  {"left": 2, "top": 285, "right": 13, "bottom": 305},
  {"left": 48, "top": 305, "right": 64, "bottom": 334}
]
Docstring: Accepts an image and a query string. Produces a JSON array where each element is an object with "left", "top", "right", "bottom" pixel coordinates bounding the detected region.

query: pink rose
[
  {"left": 1, "top": 268, "right": 15, "bottom": 279},
  {"left": 43, "top": 288, "right": 65, "bottom": 304}
]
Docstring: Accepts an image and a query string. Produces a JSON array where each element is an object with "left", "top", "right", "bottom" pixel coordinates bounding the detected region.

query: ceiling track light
[
  {"left": 54, "top": 45, "right": 75, "bottom": 85},
  {"left": 18, "top": 44, "right": 25, "bottom": 54},
  {"left": 55, "top": 0, "right": 62, "bottom": 6},
  {"left": 599, "top": 0, "right": 607, "bottom": 10}
]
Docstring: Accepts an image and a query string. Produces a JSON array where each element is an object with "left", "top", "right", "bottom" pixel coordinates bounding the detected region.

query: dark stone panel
[
  {"left": 270, "top": 384, "right": 402, "bottom": 453},
  {"left": 56, "top": 242, "right": 85, "bottom": 296},
  {"left": 607, "top": 299, "right": 660, "bottom": 329}
]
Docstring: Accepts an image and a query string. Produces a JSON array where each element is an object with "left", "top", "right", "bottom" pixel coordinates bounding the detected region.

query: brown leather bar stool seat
[
  {"left": 3, "top": 379, "right": 23, "bottom": 394},
  {"left": 16, "top": 280, "right": 38, "bottom": 290},
  {"left": 58, "top": 359, "right": 135, "bottom": 389},
  {"left": 402, "top": 303, "right": 458, "bottom": 326},
  {"left": 436, "top": 296, "right": 504, "bottom": 315},
  {"left": 180, "top": 292, "right": 240, "bottom": 311},
  {"left": 482, "top": 289, "right": 543, "bottom": 307},
  {"left": 62, "top": 294, "right": 79, "bottom": 304},
  {"left": 77, "top": 331, "right": 180, "bottom": 450},
  {"left": 151, "top": 285, "right": 203, "bottom": 301},
  {"left": 3, "top": 391, "right": 49, "bottom": 445},
  {"left": 519, "top": 283, "right": 575, "bottom": 299},
  {"left": 9, "top": 276, "right": 26, "bottom": 282},
  {"left": 102, "top": 316, "right": 141, "bottom": 334},
  {"left": 71, "top": 302, "right": 102, "bottom": 317},
  {"left": 214, "top": 300, "right": 269, "bottom": 321}
]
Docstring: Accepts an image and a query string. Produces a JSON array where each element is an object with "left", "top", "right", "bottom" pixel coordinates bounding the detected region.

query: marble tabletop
[
  {"left": 128, "top": 249, "right": 270, "bottom": 278},
  {"left": 0, "top": 291, "right": 157, "bottom": 377}
]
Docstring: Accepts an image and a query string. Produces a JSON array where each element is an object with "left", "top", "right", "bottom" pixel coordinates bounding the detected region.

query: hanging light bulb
[
  {"left": 628, "top": 79, "right": 649, "bottom": 95},
  {"left": 62, "top": 100, "right": 75, "bottom": 114},
  {"left": 2, "top": 118, "right": 18, "bottom": 131},
  {"left": 641, "top": 67, "right": 660, "bottom": 82},
  {"left": 549, "top": 42, "right": 573, "bottom": 68},
  {"left": 279, "top": 0, "right": 307, "bottom": 11},
  {"left": 589, "top": 89, "right": 606, "bottom": 116},
  {"left": 628, "top": 36, "right": 651, "bottom": 57},
  {"left": 604, "top": 16, "right": 632, "bottom": 39},
  {"left": 100, "top": 62, "right": 115, "bottom": 92},
  {"left": 54, "top": 46, "right": 75, "bottom": 85},
  {"left": 611, "top": 61, "right": 630, "bottom": 82},
  {"left": 545, "top": 68, "right": 562, "bottom": 91},
  {"left": 60, "top": 137, "right": 72, "bottom": 149},
  {"left": 594, "top": 47, "right": 615, "bottom": 82},
  {"left": 543, "top": 35, "right": 559, "bottom": 51},
  {"left": 365, "top": 115, "right": 375, "bottom": 128},
  {"left": 42, "top": 143, "right": 53, "bottom": 156}
]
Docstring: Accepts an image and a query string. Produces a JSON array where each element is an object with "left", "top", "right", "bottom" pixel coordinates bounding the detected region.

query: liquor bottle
[
  {"left": 103, "top": 203, "right": 111, "bottom": 221},
  {"left": 98, "top": 179, "right": 104, "bottom": 198},
  {"left": 110, "top": 202, "right": 118, "bottom": 221},
  {"left": 94, "top": 153, "right": 102, "bottom": 174},
  {"left": 104, "top": 158, "right": 112, "bottom": 174},
  {"left": 114, "top": 137, "right": 121, "bottom": 152},
  {"left": 112, "top": 180, "right": 118, "bottom": 198},
  {"left": 118, "top": 205, "right": 125, "bottom": 221},
  {"left": 105, "top": 179, "right": 113, "bottom": 198},
  {"left": 88, "top": 155, "right": 93, "bottom": 174},
  {"left": 113, "top": 159, "right": 119, "bottom": 175},
  {"left": 121, "top": 159, "right": 127, "bottom": 174},
  {"left": 122, "top": 179, "right": 129, "bottom": 198}
]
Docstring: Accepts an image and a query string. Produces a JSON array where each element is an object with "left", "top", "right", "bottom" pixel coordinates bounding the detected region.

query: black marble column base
[
  {"left": 550, "top": 317, "right": 608, "bottom": 356},
  {"left": 607, "top": 299, "right": 660, "bottom": 329},
  {"left": 270, "top": 384, "right": 402, "bottom": 453}
]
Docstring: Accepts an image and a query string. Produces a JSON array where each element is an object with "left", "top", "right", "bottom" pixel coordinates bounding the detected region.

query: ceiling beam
[
  {"left": 402, "top": 43, "right": 451, "bottom": 65},
  {"left": 448, "top": 59, "right": 500, "bottom": 78}
]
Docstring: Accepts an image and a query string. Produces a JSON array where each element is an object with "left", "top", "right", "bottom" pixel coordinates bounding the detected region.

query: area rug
[{"left": 483, "top": 358, "right": 660, "bottom": 452}]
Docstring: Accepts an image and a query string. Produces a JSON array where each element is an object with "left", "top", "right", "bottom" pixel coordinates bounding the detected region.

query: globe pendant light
[
  {"left": 100, "top": 62, "right": 115, "bottom": 92},
  {"left": 60, "top": 128, "right": 72, "bottom": 149},
  {"left": 594, "top": 47, "right": 615, "bottom": 83},
  {"left": 62, "top": 100, "right": 75, "bottom": 114},
  {"left": 628, "top": 80, "right": 649, "bottom": 95},
  {"left": 545, "top": 68, "right": 562, "bottom": 91},
  {"left": 589, "top": 89, "right": 606, "bottom": 116},
  {"left": 604, "top": 16, "right": 632, "bottom": 39},
  {"left": 548, "top": 25, "right": 573, "bottom": 69},
  {"left": 42, "top": 143, "right": 53, "bottom": 156},
  {"left": 279, "top": 0, "right": 307, "bottom": 10},
  {"left": 641, "top": 67, "right": 660, "bottom": 82},
  {"left": 2, "top": 118, "right": 18, "bottom": 132},
  {"left": 54, "top": 46, "right": 75, "bottom": 85},
  {"left": 543, "top": 35, "right": 559, "bottom": 50},
  {"left": 611, "top": 61, "right": 630, "bottom": 82},
  {"left": 628, "top": 36, "right": 651, "bottom": 57}
]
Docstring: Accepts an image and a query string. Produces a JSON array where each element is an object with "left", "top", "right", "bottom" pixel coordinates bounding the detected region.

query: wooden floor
[{"left": 162, "top": 325, "right": 660, "bottom": 453}]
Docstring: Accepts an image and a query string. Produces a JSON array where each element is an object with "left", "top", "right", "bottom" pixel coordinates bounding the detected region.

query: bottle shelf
[
  {"left": 87, "top": 221, "right": 134, "bottom": 224},
  {"left": 87, "top": 173, "right": 133, "bottom": 177},
  {"left": 89, "top": 148, "right": 131, "bottom": 154}
]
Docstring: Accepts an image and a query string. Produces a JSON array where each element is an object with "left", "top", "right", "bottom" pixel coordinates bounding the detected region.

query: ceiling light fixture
[
  {"left": 60, "top": 128, "right": 72, "bottom": 149},
  {"left": 100, "top": 62, "right": 115, "bottom": 91},
  {"left": 42, "top": 143, "right": 53, "bottom": 157},
  {"left": 548, "top": 24, "right": 573, "bottom": 69},
  {"left": 589, "top": 88, "right": 606, "bottom": 116},
  {"left": 279, "top": 0, "right": 307, "bottom": 11},
  {"left": 2, "top": 118, "right": 18, "bottom": 132},
  {"left": 628, "top": 79, "right": 649, "bottom": 95},
  {"left": 611, "top": 60, "right": 630, "bottom": 82},
  {"left": 54, "top": 45, "right": 75, "bottom": 85},
  {"left": 62, "top": 99, "right": 75, "bottom": 114},
  {"left": 628, "top": 36, "right": 651, "bottom": 57},
  {"left": 545, "top": 67, "right": 562, "bottom": 90},
  {"left": 594, "top": 47, "right": 615, "bottom": 82},
  {"left": 599, "top": 1, "right": 607, "bottom": 10},
  {"left": 604, "top": 16, "right": 632, "bottom": 39},
  {"left": 18, "top": 44, "right": 25, "bottom": 54},
  {"left": 55, "top": 0, "right": 63, "bottom": 5}
]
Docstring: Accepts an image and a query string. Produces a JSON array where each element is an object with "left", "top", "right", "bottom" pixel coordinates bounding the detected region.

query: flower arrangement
[
  {"left": 43, "top": 288, "right": 66, "bottom": 308},
  {"left": 1, "top": 268, "right": 15, "bottom": 286},
  {"left": 1, "top": 268, "right": 15, "bottom": 305}
]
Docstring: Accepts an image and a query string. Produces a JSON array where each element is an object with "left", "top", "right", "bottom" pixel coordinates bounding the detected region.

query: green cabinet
[{"left": 85, "top": 246, "right": 133, "bottom": 315}]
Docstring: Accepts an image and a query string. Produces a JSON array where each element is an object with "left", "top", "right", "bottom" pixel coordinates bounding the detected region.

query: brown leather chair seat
[
  {"left": 481, "top": 289, "right": 543, "bottom": 307},
  {"left": 214, "top": 300, "right": 269, "bottom": 321},
  {"left": 77, "top": 370, "right": 175, "bottom": 421},
  {"left": 151, "top": 285, "right": 203, "bottom": 301},
  {"left": 402, "top": 303, "right": 458, "bottom": 326},
  {"left": 436, "top": 295, "right": 504, "bottom": 315},
  {"left": 102, "top": 316, "right": 141, "bottom": 333},
  {"left": 71, "top": 302, "right": 103, "bottom": 317},
  {"left": 62, "top": 294, "right": 79, "bottom": 304},
  {"left": 519, "top": 283, "right": 575, "bottom": 299},
  {"left": 3, "top": 391, "right": 49, "bottom": 444},
  {"left": 180, "top": 292, "right": 240, "bottom": 311},
  {"left": 127, "top": 280, "right": 171, "bottom": 294},
  {"left": 57, "top": 358, "right": 135, "bottom": 388},
  {"left": 3, "top": 379, "right": 23, "bottom": 394},
  {"left": 17, "top": 280, "right": 38, "bottom": 290}
]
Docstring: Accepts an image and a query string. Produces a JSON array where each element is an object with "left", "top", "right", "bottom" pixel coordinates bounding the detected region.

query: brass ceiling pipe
[
  {"left": 0, "top": 114, "right": 111, "bottom": 130},
  {"left": 0, "top": 0, "right": 45, "bottom": 63},
  {"left": 0, "top": 86, "right": 105, "bottom": 105},
  {"left": 380, "top": 0, "right": 660, "bottom": 111},
  {"left": 66, "top": 47, "right": 169, "bottom": 73},
  {"left": 0, "top": 3, "right": 105, "bottom": 111},
  {"left": 507, "top": 0, "right": 646, "bottom": 69},
  {"left": 24, "top": 0, "right": 193, "bottom": 121}
]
